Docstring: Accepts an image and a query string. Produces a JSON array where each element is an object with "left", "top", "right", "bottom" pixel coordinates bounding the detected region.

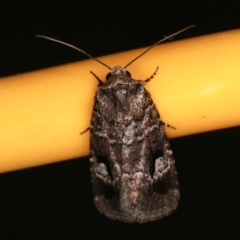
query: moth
[{"left": 37, "top": 25, "right": 194, "bottom": 223}]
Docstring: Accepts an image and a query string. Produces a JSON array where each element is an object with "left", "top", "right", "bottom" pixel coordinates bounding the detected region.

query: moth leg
[
  {"left": 145, "top": 66, "right": 159, "bottom": 83},
  {"left": 90, "top": 71, "right": 104, "bottom": 86},
  {"left": 161, "top": 121, "right": 176, "bottom": 130},
  {"left": 80, "top": 71, "right": 103, "bottom": 135},
  {"left": 80, "top": 71, "right": 102, "bottom": 135},
  {"left": 80, "top": 127, "right": 90, "bottom": 135}
]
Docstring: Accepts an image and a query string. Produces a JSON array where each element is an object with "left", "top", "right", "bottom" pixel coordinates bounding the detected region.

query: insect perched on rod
[{"left": 37, "top": 25, "right": 194, "bottom": 223}]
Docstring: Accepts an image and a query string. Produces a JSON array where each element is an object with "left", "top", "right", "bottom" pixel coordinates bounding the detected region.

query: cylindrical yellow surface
[{"left": 1, "top": 29, "right": 240, "bottom": 173}]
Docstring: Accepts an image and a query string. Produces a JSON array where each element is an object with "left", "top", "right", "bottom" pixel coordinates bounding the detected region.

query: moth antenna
[
  {"left": 36, "top": 35, "right": 112, "bottom": 70},
  {"left": 124, "top": 25, "right": 195, "bottom": 69}
]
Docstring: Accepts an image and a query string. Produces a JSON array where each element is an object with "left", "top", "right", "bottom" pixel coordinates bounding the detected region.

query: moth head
[{"left": 106, "top": 66, "right": 131, "bottom": 80}]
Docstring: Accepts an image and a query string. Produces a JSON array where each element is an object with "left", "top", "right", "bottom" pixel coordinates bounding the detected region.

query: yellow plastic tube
[{"left": 1, "top": 29, "right": 240, "bottom": 173}]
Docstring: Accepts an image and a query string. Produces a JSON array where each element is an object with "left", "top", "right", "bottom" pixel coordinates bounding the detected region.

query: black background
[{"left": 1, "top": 1, "right": 240, "bottom": 239}]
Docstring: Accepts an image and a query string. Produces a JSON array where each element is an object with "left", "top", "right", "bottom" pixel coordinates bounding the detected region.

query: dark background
[{"left": 1, "top": 1, "right": 240, "bottom": 239}]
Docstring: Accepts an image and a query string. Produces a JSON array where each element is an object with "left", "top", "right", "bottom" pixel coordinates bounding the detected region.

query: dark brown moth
[{"left": 37, "top": 25, "right": 194, "bottom": 223}]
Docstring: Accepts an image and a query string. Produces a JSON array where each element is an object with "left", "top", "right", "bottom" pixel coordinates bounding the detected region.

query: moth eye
[
  {"left": 126, "top": 71, "right": 131, "bottom": 77},
  {"left": 106, "top": 72, "right": 111, "bottom": 80}
]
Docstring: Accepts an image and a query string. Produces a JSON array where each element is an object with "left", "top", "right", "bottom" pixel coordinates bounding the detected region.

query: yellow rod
[{"left": 1, "top": 29, "right": 240, "bottom": 173}]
